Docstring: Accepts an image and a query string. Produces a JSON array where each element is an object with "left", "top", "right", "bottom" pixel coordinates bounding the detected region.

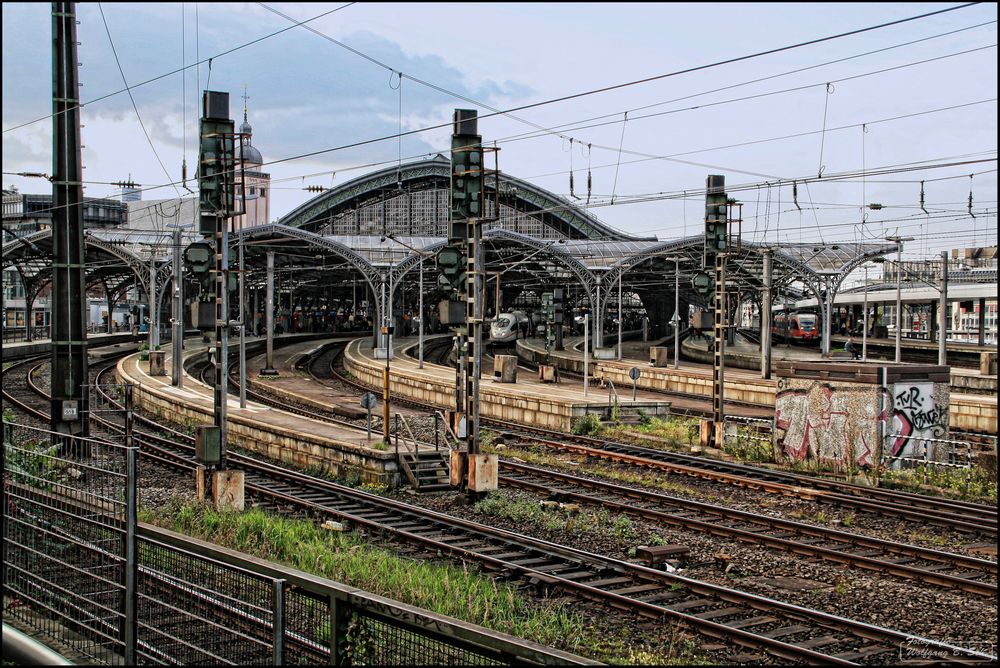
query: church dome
[{"left": 236, "top": 142, "right": 262, "bottom": 165}]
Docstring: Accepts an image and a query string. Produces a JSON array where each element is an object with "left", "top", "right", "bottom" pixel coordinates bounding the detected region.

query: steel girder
[{"left": 277, "top": 157, "right": 650, "bottom": 241}]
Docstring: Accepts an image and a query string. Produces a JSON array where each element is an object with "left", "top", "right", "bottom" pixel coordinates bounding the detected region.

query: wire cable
[{"left": 97, "top": 3, "right": 180, "bottom": 203}]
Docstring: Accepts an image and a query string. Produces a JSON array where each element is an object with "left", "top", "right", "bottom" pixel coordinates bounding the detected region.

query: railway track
[
  {"left": 490, "top": 426, "right": 997, "bottom": 536},
  {"left": 67, "top": 368, "right": 1000, "bottom": 663},
  {"left": 306, "top": 341, "right": 998, "bottom": 536},
  {"left": 179, "top": 348, "right": 999, "bottom": 597},
  {"left": 498, "top": 460, "right": 996, "bottom": 597},
  {"left": 6, "top": 351, "right": 997, "bottom": 664}
]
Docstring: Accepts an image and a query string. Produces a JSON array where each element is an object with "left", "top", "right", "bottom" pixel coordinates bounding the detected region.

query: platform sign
[
  {"left": 360, "top": 392, "right": 378, "bottom": 441},
  {"left": 629, "top": 367, "right": 641, "bottom": 400}
]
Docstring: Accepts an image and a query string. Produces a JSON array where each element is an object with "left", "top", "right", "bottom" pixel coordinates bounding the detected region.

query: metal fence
[
  {"left": 2, "top": 325, "right": 51, "bottom": 343},
  {"left": 2, "top": 421, "right": 137, "bottom": 665},
  {"left": 3, "top": 420, "right": 597, "bottom": 666},
  {"left": 883, "top": 434, "right": 976, "bottom": 470}
]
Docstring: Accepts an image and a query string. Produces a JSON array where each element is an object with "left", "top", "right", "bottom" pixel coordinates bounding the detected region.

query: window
[{"left": 260, "top": 188, "right": 266, "bottom": 198}]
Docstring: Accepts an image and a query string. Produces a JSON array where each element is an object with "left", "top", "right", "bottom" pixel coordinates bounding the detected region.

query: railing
[
  {"left": 2, "top": 325, "right": 51, "bottom": 343},
  {"left": 3, "top": 420, "right": 596, "bottom": 666},
  {"left": 3, "top": 421, "right": 137, "bottom": 665},
  {"left": 606, "top": 380, "right": 619, "bottom": 414},
  {"left": 721, "top": 416, "right": 774, "bottom": 459},
  {"left": 883, "top": 434, "right": 976, "bottom": 470},
  {"left": 434, "top": 410, "right": 462, "bottom": 451},
  {"left": 393, "top": 414, "right": 421, "bottom": 490}
]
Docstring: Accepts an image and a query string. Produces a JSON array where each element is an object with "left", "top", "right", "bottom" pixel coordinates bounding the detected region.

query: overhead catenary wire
[
  {"left": 2, "top": 3, "right": 355, "bottom": 135},
  {"left": 97, "top": 3, "right": 180, "bottom": 204},
  {"left": 8, "top": 5, "right": 995, "bottom": 211}
]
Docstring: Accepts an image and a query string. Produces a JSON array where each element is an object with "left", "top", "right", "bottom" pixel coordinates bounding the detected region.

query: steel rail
[
  {"left": 498, "top": 460, "right": 996, "bottom": 597},
  {"left": 319, "top": 338, "right": 997, "bottom": 532},
  {"left": 77, "top": 367, "right": 997, "bottom": 666},
  {"left": 494, "top": 431, "right": 996, "bottom": 535}
]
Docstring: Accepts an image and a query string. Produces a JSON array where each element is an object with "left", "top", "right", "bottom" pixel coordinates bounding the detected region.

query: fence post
[
  {"left": 329, "top": 594, "right": 348, "bottom": 665},
  {"left": 272, "top": 579, "right": 286, "bottom": 665},
  {"left": 124, "top": 384, "right": 134, "bottom": 449},
  {"left": 124, "top": 447, "right": 138, "bottom": 665}
]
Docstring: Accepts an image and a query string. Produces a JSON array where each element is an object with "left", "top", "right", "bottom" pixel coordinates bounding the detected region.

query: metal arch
[
  {"left": 483, "top": 228, "right": 599, "bottom": 297},
  {"left": 277, "top": 157, "right": 649, "bottom": 241},
  {"left": 235, "top": 224, "right": 383, "bottom": 289},
  {"left": 83, "top": 232, "right": 153, "bottom": 281},
  {"left": 602, "top": 236, "right": 705, "bottom": 286},
  {"left": 279, "top": 159, "right": 451, "bottom": 231},
  {"left": 829, "top": 243, "right": 899, "bottom": 294},
  {"left": 389, "top": 240, "right": 449, "bottom": 287}
]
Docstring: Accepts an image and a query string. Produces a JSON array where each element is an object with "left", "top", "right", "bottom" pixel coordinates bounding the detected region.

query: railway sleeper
[
  {"left": 723, "top": 615, "right": 779, "bottom": 630},
  {"left": 605, "top": 583, "right": 664, "bottom": 596},
  {"left": 693, "top": 606, "right": 744, "bottom": 621},
  {"left": 831, "top": 644, "right": 893, "bottom": 661},
  {"left": 662, "top": 598, "right": 715, "bottom": 612},
  {"left": 510, "top": 557, "right": 561, "bottom": 568},
  {"left": 634, "top": 590, "right": 688, "bottom": 605},
  {"left": 758, "top": 624, "right": 812, "bottom": 639},
  {"left": 797, "top": 635, "right": 844, "bottom": 650}
]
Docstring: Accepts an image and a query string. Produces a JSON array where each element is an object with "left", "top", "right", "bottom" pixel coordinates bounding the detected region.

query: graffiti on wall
[
  {"left": 774, "top": 377, "right": 951, "bottom": 468},
  {"left": 774, "top": 379, "right": 883, "bottom": 468},
  {"left": 890, "top": 382, "right": 949, "bottom": 461}
]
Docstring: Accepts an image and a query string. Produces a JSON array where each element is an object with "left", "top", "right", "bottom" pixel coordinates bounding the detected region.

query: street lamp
[{"left": 885, "top": 236, "right": 914, "bottom": 363}]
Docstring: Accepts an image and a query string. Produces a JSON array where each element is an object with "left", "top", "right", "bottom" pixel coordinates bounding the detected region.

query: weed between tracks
[
  {"left": 878, "top": 465, "right": 997, "bottom": 504},
  {"left": 473, "top": 490, "right": 638, "bottom": 541},
  {"left": 486, "top": 442, "right": 712, "bottom": 501},
  {"left": 142, "top": 500, "right": 706, "bottom": 665}
]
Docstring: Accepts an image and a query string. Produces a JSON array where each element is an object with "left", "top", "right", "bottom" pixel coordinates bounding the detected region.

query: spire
[{"left": 240, "top": 84, "right": 252, "bottom": 136}]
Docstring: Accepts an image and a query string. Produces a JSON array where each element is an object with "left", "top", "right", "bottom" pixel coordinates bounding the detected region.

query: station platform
[
  {"left": 1, "top": 331, "right": 141, "bottom": 360},
  {"left": 514, "top": 335, "right": 996, "bottom": 434},
  {"left": 116, "top": 335, "right": 415, "bottom": 486},
  {"left": 344, "top": 336, "right": 678, "bottom": 431}
]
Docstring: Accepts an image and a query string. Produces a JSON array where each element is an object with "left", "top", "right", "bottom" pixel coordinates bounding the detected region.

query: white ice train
[{"left": 490, "top": 311, "right": 529, "bottom": 346}]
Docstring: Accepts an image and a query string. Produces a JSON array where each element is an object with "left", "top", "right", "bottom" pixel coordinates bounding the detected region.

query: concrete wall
[
  {"left": 773, "top": 376, "right": 953, "bottom": 469},
  {"left": 344, "top": 340, "right": 591, "bottom": 431},
  {"left": 117, "top": 356, "right": 400, "bottom": 486}
]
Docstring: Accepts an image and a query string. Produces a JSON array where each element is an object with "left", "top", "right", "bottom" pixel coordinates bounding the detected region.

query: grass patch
[
  {"left": 144, "top": 500, "right": 599, "bottom": 656},
  {"left": 474, "top": 489, "right": 637, "bottom": 541}
]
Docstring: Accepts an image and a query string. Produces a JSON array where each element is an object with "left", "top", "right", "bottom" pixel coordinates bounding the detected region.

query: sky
[{"left": 2, "top": 2, "right": 997, "bottom": 279}]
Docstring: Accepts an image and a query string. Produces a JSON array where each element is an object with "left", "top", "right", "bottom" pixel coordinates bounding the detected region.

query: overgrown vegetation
[
  {"left": 721, "top": 432, "right": 773, "bottom": 463},
  {"left": 571, "top": 413, "right": 603, "bottom": 436},
  {"left": 878, "top": 463, "right": 997, "bottom": 503},
  {"left": 474, "top": 489, "right": 636, "bottom": 541},
  {"left": 604, "top": 415, "right": 698, "bottom": 450},
  {"left": 143, "top": 500, "right": 614, "bottom": 659}
]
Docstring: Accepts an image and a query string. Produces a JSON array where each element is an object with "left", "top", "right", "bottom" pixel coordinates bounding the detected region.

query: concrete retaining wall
[
  {"left": 344, "top": 340, "right": 594, "bottom": 431},
  {"left": 118, "top": 353, "right": 401, "bottom": 487}
]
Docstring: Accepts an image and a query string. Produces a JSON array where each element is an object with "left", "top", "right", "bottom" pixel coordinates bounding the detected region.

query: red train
[{"left": 772, "top": 311, "right": 820, "bottom": 343}]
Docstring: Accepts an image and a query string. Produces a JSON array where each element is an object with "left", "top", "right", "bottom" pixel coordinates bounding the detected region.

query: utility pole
[
  {"left": 198, "top": 90, "right": 236, "bottom": 468},
  {"left": 50, "top": 1, "right": 88, "bottom": 441},
  {"left": 171, "top": 225, "right": 184, "bottom": 388},
  {"left": 760, "top": 249, "right": 772, "bottom": 379},
  {"left": 886, "top": 235, "right": 914, "bottom": 363},
  {"left": 939, "top": 250, "right": 948, "bottom": 366}
]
